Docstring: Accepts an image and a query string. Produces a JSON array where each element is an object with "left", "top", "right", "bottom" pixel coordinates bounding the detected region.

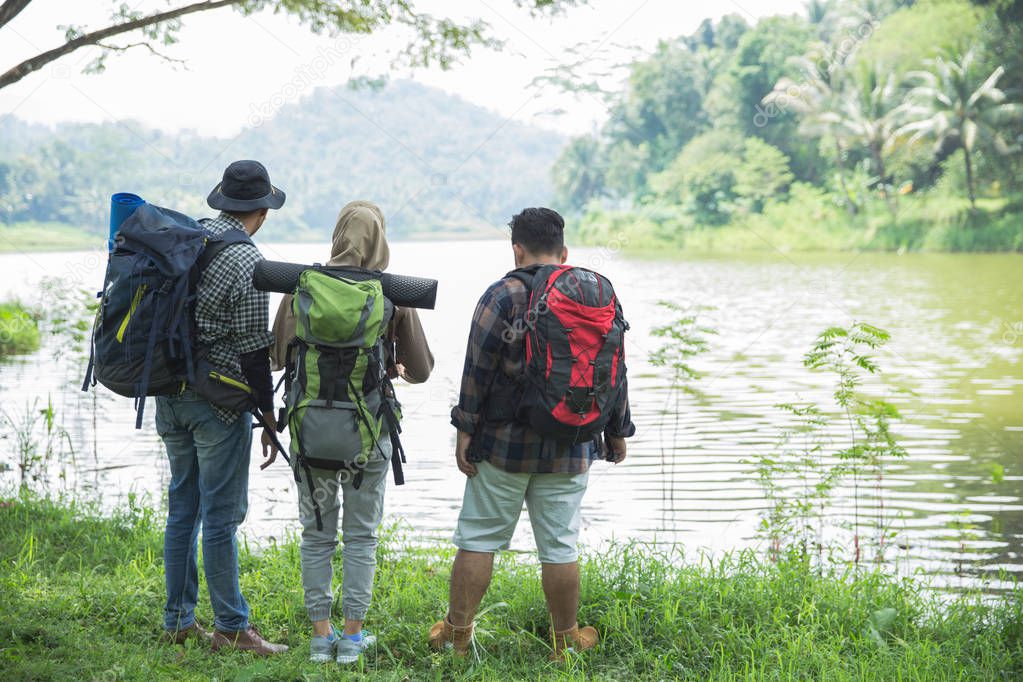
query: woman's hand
[
  {"left": 387, "top": 362, "right": 408, "bottom": 381},
  {"left": 259, "top": 411, "right": 279, "bottom": 470}
]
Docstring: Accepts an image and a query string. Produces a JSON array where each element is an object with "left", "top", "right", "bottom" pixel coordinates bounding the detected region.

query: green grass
[
  {"left": 0, "top": 223, "right": 99, "bottom": 253},
  {"left": 0, "top": 301, "right": 40, "bottom": 357},
  {"left": 1, "top": 497, "right": 1021, "bottom": 680},
  {"left": 575, "top": 189, "right": 1023, "bottom": 254}
]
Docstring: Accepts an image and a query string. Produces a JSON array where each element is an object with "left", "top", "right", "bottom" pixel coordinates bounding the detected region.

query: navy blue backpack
[{"left": 82, "top": 204, "right": 251, "bottom": 428}]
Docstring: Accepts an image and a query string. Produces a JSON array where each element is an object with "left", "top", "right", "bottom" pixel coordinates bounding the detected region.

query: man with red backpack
[{"left": 429, "top": 207, "right": 635, "bottom": 661}]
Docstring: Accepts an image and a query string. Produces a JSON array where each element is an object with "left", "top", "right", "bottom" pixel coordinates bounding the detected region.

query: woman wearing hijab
[{"left": 270, "top": 200, "right": 434, "bottom": 664}]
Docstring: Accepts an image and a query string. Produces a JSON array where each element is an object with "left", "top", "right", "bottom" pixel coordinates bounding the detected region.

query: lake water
[{"left": 1, "top": 240, "right": 1021, "bottom": 591}]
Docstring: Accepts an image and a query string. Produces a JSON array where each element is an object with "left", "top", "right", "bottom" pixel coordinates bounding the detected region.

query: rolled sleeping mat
[
  {"left": 109, "top": 192, "right": 146, "bottom": 252},
  {"left": 253, "top": 260, "right": 438, "bottom": 310}
]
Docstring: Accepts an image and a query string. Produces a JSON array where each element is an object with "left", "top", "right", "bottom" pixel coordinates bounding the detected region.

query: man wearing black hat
[{"left": 155, "top": 160, "right": 288, "bottom": 656}]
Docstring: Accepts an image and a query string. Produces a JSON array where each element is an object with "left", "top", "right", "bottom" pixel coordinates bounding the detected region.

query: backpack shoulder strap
[
  {"left": 196, "top": 229, "right": 253, "bottom": 272},
  {"left": 505, "top": 264, "right": 543, "bottom": 289}
]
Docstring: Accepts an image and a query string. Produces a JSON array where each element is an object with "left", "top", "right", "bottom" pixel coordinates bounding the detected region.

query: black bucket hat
[{"left": 207, "top": 160, "right": 286, "bottom": 211}]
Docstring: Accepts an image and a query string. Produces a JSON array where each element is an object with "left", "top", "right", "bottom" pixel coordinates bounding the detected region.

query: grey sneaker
[
  {"left": 336, "top": 631, "right": 376, "bottom": 664},
  {"left": 309, "top": 632, "right": 337, "bottom": 663}
]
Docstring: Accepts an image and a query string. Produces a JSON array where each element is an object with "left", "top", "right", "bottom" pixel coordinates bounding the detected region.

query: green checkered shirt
[{"left": 196, "top": 213, "right": 273, "bottom": 423}]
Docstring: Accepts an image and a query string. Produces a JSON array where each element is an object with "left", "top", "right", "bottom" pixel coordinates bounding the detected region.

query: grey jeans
[{"left": 295, "top": 437, "right": 391, "bottom": 622}]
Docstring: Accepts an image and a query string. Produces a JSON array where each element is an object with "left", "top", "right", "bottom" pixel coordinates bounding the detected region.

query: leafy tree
[
  {"left": 653, "top": 132, "right": 794, "bottom": 224},
  {"left": 734, "top": 138, "right": 795, "bottom": 213},
  {"left": 651, "top": 130, "right": 739, "bottom": 225},
  {"left": 684, "top": 18, "right": 716, "bottom": 52},
  {"left": 729, "top": 16, "right": 815, "bottom": 136},
  {"left": 681, "top": 14, "right": 748, "bottom": 52},
  {"left": 898, "top": 50, "right": 1023, "bottom": 207},
  {"left": 855, "top": 0, "right": 984, "bottom": 80},
  {"left": 975, "top": 11, "right": 1023, "bottom": 189},
  {"left": 714, "top": 13, "right": 749, "bottom": 51},
  {"left": 764, "top": 51, "right": 859, "bottom": 212},
  {"left": 806, "top": 0, "right": 830, "bottom": 27},
  {"left": 770, "top": 58, "right": 902, "bottom": 209},
  {"left": 605, "top": 41, "right": 711, "bottom": 171},
  {"left": 725, "top": 15, "right": 821, "bottom": 180},
  {"left": 603, "top": 141, "right": 650, "bottom": 201},
  {"left": 969, "top": 0, "right": 1023, "bottom": 22},
  {"left": 552, "top": 136, "right": 605, "bottom": 212},
  {"left": 549, "top": 13, "right": 748, "bottom": 214},
  {"left": 0, "top": 0, "right": 582, "bottom": 91},
  {"left": 833, "top": 63, "right": 902, "bottom": 208}
]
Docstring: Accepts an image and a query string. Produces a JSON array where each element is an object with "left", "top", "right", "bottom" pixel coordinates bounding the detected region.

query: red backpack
[{"left": 508, "top": 264, "right": 628, "bottom": 444}]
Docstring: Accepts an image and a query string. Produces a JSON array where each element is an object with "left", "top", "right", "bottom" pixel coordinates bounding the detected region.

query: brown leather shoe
[
  {"left": 160, "top": 622, "right": 213, "bottom": 646},
  {"left": 429, "top": 616, "right": 473, "bottom": 656},
  {"left": 549, "top": 624, "right": 599, "bottom": 662},
  {"left": 211, "top": 626, "right": 289, "bottom": 656}
]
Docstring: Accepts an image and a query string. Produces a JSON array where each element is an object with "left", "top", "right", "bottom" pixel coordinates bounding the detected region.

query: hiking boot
[
  {"left": 429, "top": 616, "right": 473, "bottom": 656},
  {"left": 309, "top": 631, "right": 337, "bottom": 663},
  {"left": 549, "top": 624, "right": 599, "bottom": 662},
  {"left": 336, "top": 631, "right": 377, "bottom": 664},
  {"left": 211, "top": 625, "right": 289, "bottom": 656},
  {"left": 159, "top": 622, "right": 212, "bottom": 646}
]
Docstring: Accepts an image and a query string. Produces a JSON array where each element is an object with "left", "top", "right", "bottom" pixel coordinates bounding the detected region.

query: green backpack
[{"left": 284, "top": 268, "right": 405, "bottom": 529}]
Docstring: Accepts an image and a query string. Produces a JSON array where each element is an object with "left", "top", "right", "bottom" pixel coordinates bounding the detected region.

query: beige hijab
[
  {"left": 270, "top": 200, "right": 390, "bottom": 370},
  {"left": 327, "top": 200, "right": 389, "bottom": 269}
]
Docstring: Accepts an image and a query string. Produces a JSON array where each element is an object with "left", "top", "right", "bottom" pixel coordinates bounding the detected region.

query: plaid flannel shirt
[
  {"left": 196, "top": 213, "right": 273, "bottom": 423},
  {"left": 450, "top": 275, "right": 635, "bottom": 474}
]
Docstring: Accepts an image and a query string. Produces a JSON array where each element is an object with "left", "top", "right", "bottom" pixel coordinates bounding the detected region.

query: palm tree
[
  {"left": 833, "top": 63, "right": 902, "bottom": 211},
  {"left": 766, "top": 58, "right": 901, "bottom": 213},
  {"left": 764, "top": 52, "right": 859, "bottom": 213},
  {"left": 897, "top": 50, "right": 1023, "bottom": 209},
  {"left": 805, "top": 0, "right": 830, "bottom": 29}
]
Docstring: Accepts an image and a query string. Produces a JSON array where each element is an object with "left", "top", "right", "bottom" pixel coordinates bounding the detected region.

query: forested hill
[{"left": 0, "top": 80, "right": 566, "bottom": 240}]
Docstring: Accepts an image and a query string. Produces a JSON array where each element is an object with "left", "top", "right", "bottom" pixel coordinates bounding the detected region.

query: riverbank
[
  {"left": 6, "top": 193, "right": 1023, "bottom": 256},
  {"left": 0, "top": 223, "right": 98, "bottom": 253},
  {"left": 574, "top": 191, "right": 1023, "bottom": 254},
  {"left": 1, "top": 496, "right": 1020, "bottom": 680},
  {"left": 0, "top": 222, "right": 503, "bottom": 254}
]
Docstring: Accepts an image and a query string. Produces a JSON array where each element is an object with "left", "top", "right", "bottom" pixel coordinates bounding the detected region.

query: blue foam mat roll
[{"left": 109, "top": 193, "right": 145, "bottom": 251}]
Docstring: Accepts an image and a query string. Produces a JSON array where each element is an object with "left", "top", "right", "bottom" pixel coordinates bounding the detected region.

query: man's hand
[
  {"left": 259, "top": 411, "right": 279, "bottom": 470},
  {"left": 455, "top": 430, "right": 477, "bottom": 478},
  {"left": 606, "top": 435, "right": 627, "bottom": 464}
]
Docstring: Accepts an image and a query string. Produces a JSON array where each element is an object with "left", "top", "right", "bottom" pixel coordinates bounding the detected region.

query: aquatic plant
[{"left": 751, "top": 323, "right": 907, "bottom": 566}]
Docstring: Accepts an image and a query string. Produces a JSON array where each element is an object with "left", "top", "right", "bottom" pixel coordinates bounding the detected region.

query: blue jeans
[{"left": 155, "top": 390, "right": 251, "bottom": 632}]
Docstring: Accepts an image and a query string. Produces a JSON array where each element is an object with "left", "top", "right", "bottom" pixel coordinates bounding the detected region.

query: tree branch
[
  {"left": 0, "top": 0, "right": 33, "bottom": 32},
  {"left": 0, "top": 0, "right": 241, "bottom": 91},
  {"left": 94, "top": 41, "right": 190, "bottom": 68}
]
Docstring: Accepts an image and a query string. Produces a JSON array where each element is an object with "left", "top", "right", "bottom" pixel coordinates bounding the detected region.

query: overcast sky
[{"left": 0, "top": 0, "right": 805, "bottom": 137}]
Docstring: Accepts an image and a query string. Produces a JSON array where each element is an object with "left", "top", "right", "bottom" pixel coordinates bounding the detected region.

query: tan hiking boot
[
  {"left": 159, "top": 622, "right": 213, "bottom": 646},
  {"left": 549, "top": 624, "right": 599, "bottom": 662},
  {"left": 429, "top": 616, "right": 474, "bottom": 656},
  {"left": 211, "top": 625, "right": 289, "bottom": 656}
]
